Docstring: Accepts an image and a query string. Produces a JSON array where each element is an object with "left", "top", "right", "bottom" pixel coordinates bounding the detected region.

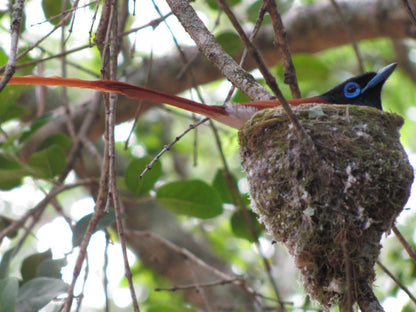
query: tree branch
[
  {"left": 165, "top": 0, "right": 271, "bottom": 101},
  {"left": 16, "top": 0, "right": 411, "bottom": 160}
]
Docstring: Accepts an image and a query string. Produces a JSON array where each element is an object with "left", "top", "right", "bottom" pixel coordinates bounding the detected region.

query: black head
[{"left": 319, "top": 63, "right": 397, "bottom": 110}]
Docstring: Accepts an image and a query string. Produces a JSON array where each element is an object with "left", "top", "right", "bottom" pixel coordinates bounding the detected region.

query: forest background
[{"left": 0, "top": 0, "right": 416, "bottom": 311}]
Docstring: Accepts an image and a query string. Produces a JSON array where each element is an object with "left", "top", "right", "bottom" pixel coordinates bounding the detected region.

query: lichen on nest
[{"left": 238, "top": 104, "right": 414, "bottom": 309}]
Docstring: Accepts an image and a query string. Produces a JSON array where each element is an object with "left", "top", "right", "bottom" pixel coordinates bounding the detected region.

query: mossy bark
[{"left": 239, "top": 104, "right": 414, "bottom": 310}]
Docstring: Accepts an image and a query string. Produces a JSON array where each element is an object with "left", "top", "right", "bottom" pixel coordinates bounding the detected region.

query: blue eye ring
[{"left": 344, "top": 82, "right": 361, "bottom": 98}]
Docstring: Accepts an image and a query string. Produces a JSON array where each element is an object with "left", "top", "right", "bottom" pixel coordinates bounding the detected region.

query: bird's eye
[{"left": 343, "top": 82, "right": 361, "bottom": 98}]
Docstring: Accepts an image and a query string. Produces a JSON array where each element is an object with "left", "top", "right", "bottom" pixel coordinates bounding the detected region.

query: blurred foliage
[
  {"left": 0, "top": 248, "right": 67, "bottom": 312},
  {"left": 0, "top": 0, "right": 415, "bottom": 311},
  {"left": 41, "top": 0, "right": 72, "bottom": 26}
]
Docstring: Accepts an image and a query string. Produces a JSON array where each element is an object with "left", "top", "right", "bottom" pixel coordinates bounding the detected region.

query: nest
[{"left": 239, "top": 104, "right": 414, "bottom": 309}]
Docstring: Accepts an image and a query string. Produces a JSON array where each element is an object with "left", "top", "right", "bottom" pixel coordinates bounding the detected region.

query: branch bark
[
  {"left": 16, "top": 0, "right": 411, "bottom": 159},
  {"left": 165, "top": 0, "right": 271, "bottom": 101},
  {"left": 125, "top": 230, "right": 260, "bottom": 311}
]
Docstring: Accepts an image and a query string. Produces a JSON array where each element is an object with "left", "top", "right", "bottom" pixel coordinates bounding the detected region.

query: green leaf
[
  {"left": 0, "top": 218, "right": 18, "bottom": 239},
  {"left": 72, "top": 210, "right": 117, "bottom": 247},
  {"left": 37, "top": 258, "right": 67, "bottom": 279},
  {"left": 42, "top": 0, "right": 72, "bottom": 26},
  {"left": 206, "top": 0, "right": 241, "bottom": 10},
  {"left": 0, "top": 48, "right": 7, "bottom": 65},
  {"left": 292, "top": 54, "right": 329, "bottom": 82},
  {"left": 402, "top": 304, "right": 416, "bottom": 312},
  {"left": 134, "top": 119, "right": 165, "bottom": 154},
  {"left": 156, "top": 180, "right": 223, "bottom": 219},
  {"left": 232, "top": 80, "right": 266, "bottom": 103},
  {"left": 0, "top": 90, "right": 27, "bottom": 123},
  {"left": 28, "top": 145, "right": 66, "bottom": 179},
  {"left": 21, "top": 250, "right": 52, "bottom": 283},
  {"left": 0, "top": 278, "right": 18, "bottom": 312},
  {"left": 15, "top": 47, "right": 36, "bottom": 75},
  {"left": 212, "top": 170, "right": 251, "bottom": 206},
  {"left": 216, "top": 32, "right": 242, "bottom": 56},
  {"left": 247, "top": 0, "right": 292, "bottom": 24},
  {"left": 37, "top": 133, "right": 72, "bottom": 152},
  {"left": 275, "top": 54, "right": 329, "bottom": 86},
  {"left": 0, "top": 155, "right": 21, "bottom": 170},
  {"left": 232, "top": 90, "right": 250, "bottom": 103},
  {"left": 0, "top": 248, "right": 15, "bottom": 279},
  {"left": 246, "top": 1, "right": 271, "bottom": 24},
  {"left": 212, "top": 169, "right": 236, "bottom": 204},
  {"left": 124, "top": 156, "right": 162, "bottom": 196},
  {"left": 20, "top": 114, "right": 51, "bottom": 143},
  {"left": 231, "top": 209, "right": 263, "bottom": 242},
  {"left": 148, "top": 304, "right": 196, "bottom": 312},
  {"left": 20, "top": 251, "right": 66, "bottom": 282},
  {"left": 0, "top": 155, "right": 27, "bottom": 190},
  {"left": 16, "top": 277, "right": 68, "bottom": 312},
  {"left": 0, "top": 169, "right": 26, "bottom": 190}
]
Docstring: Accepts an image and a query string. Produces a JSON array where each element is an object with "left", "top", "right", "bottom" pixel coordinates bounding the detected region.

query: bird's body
[{"left": 2, "top": 63, "right": 397, "bottom": 129}]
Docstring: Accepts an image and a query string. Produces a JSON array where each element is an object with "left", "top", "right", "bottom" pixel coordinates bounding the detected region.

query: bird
[{"left": 3, "top": 63, "right": 397, "bottom": 129}]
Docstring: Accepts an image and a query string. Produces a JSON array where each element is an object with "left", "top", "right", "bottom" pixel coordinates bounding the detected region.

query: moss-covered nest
[{"left": 239, "top": 104, "right": 414, "bottom": 309}]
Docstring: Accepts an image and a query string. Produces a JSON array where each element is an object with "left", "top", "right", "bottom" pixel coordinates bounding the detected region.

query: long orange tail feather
[
  {"left": 5, "top": 76, "right": 250, "bottom": 128},
  {"left": 4, "top": 76, "right": 328, "bottom": 129}
]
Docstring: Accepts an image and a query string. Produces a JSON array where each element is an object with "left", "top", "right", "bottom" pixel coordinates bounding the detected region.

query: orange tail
[
  {"left": 4, "top": 76, "right": 328, "bottom": 129},
  {"left": 5, "top": 76, "right": 248, "bottom": 129}
]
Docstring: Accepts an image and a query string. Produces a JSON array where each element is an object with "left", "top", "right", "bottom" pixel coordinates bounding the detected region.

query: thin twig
[
  {"left": 356, "top": 280, "right": 385, "bottom": 312},
  {"left": 329, "top": 0, "right": 364, "bottom": 73},
  {"left": 31, "top": 0, "right": 98, "bottom": 26},
  {"left": 104, "top": 0, "right": 140, "bottom": 311},
  {"left": 62, "top": 150, "right": 109, "bottom": 312},
  {"left": 155, "top": 278, "right": 242, "bottom": 292},
  {"left": 59, "top": 94, "right": 102, "bottom": 183},
  {"left": 121, "top": 12, "right": 172, "bottom": 36},
  {"left": 224, "top": 1, "right": 268, "bottom": 102},
  {"left": 377, "top": 260, "right": 416, "bottom": 305},
  {"left": 401, "top": 0, "right": 416, "bottom": 28},
  {"left": 123, "top": 46, "right": 153, "bottom": 150},
  {"left": 60, "top": 1, "right": 77, "bottom": 141},
  {"left": 63, "top": 0, "right": 116, "bottom": 310},
  {"left": 165, "top": 0, "right": 271, "bottom": 101},
  {"left": 140, "top": 6, "right": 280, "bottom": 307},
  {"left": 392, "top": 225, "right": 416, "bottom": 264},
  {"left": 128, "top": 230, "right": 258, "bottom": 291},
  {"left": 103, "top": 232, "right": 110, "bottom": 312},
  {"left": 0, "top": 0, "right": 24, "bottom": 93},
  {"left": 63, "top": 0, "right": 77, "bottom": 45},
  {"left": 106, "top": 1, "right": 140, "bottom": 310},
  {"left": 265, "top": 0, "right": 301, "bottom": 98},
  {"left": 64, "top": 209, "right": 106, "bottom": 312},
  {"left": 0, "top": 34, "right": 99, "bottom": 77},
  {"left": 139, "top": 117, "right": 209, "bottom": 178},
  {"left": 187, "top": 257, "right": 214, "bottom": 312},
  {"left": 0, "top": 180, "right": 94, "bottom": 245},
  {"left": 74, "top": 254, "right": 89, "bottom": 312},
  {"left": 0, "top": 10, "right": 72, "bottom": 74},
  {"left": 89, "top": 0, "right": 100, "bottom": 46},
  {"left": 13, "top": 195, "right": 54, "bottom": 254},
  {"left": 151, "top": 0, "right": 217, "bottom": 169},
  {"left": 208, "top": 117, "right": 282, "bottom": 309},
  {"left": 217, "top": 0, "right": 306, "bottom": 142}
]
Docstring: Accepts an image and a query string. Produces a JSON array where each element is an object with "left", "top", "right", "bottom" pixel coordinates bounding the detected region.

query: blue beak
[{"left": 361, "top": 63, "right": 397, "bottom": 94}]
